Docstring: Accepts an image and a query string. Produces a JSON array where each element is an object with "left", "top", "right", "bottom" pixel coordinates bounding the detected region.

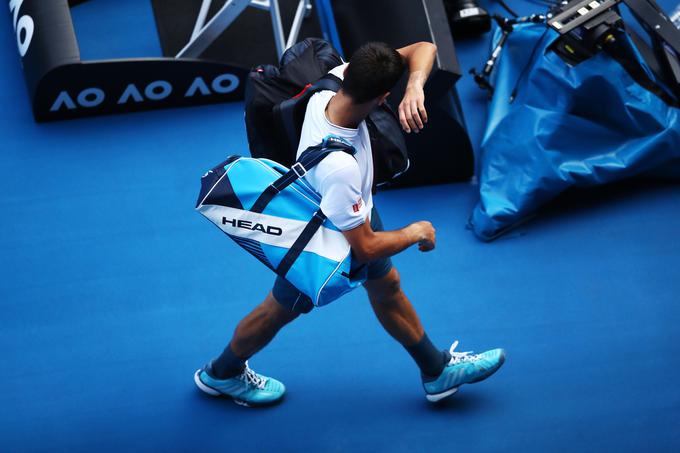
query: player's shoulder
[
  {"left": 322, "top": 150, "right": 357, "bottom": 167},
  {"left": 314, "top": 151, "right": 359, "bottom": 180},
  {"left": 306, "top": 89, "right": 334, "bottom": 112},
  {"left": 306, "top": 63, "right": 346, "bottom": 112}
]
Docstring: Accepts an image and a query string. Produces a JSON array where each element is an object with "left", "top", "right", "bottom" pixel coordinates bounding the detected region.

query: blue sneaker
[
  {"left": 194, "top": 361, "right": 286, "bottom": 407},
  {"left": 423, "top": 341, "right": 505, "bottom": 402}
]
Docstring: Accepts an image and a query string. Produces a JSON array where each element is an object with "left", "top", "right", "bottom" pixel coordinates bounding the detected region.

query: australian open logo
[
  {"left": 9, "top": 0, "right": 34, "bottom": 57},
  {"left": 49, "top": 74, "right": 240, "bottom": 113},
  {"left": 222, "top": 218, "right": 283, "bottom": 236}
]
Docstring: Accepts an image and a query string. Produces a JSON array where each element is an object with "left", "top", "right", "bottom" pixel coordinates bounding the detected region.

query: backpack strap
[
  {"left": 250, "top": 136, "right": 355, "bottom": 213},
  {"left": 275, "top": 73, "right": 343, "bottom": 157},
  {"left": 312, "top": 73, "right": 342, "bottom": 92}
]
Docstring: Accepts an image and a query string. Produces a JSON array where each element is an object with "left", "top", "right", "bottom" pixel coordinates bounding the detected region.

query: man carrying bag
[{"left": 194, "top": 41, "right": 505, "bottom": 407}]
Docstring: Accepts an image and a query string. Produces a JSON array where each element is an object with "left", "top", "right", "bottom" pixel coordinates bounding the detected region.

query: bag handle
[{"left": 250, "top": 136, "right": 355, "bottom": 213}]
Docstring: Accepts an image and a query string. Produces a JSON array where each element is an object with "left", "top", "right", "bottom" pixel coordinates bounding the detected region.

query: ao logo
[
  {"left": 9, "top": 0, "right": 34, "bottom": 57},
  {"left": 50, "top": 74, "right": 240, "bottom": 112}
]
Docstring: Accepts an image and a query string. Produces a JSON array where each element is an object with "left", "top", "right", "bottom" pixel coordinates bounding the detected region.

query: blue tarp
[{"left": 469, "top": 22, "right": 680, "bottom": 241}]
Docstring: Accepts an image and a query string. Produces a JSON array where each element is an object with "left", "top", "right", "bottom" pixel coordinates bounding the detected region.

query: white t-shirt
[{"left": 296, "top": 63, "right": 374, "bottom": 231}]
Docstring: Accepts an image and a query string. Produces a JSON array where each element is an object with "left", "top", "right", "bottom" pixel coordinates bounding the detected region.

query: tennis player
[{"left": 194, "top": 42, "right": 505, "bottom": 406}]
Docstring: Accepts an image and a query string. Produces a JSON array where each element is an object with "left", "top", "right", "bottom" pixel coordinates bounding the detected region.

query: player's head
[{"left": 342, "top": 42, "right": 405, "bottom": 105}]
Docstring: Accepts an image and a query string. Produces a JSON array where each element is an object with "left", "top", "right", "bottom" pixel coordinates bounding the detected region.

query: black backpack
[{"left": 244, "top": 38, "right": 409, "bottom": 189}]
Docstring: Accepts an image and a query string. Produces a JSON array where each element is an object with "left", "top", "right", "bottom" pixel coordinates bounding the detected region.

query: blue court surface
[{"left": 2, "top": 1, "right": 679, "bottom": 451}]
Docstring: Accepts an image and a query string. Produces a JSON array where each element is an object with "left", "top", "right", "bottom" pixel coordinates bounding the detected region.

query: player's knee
[
  {"left": 373, "top": 268, "right": 402, "bottom": 298},
  {"left": 269, "top": 306, "right": 300, "bottom": 329},
  {"left": 266, "top": 292, "right": 302, "bottom": 324}
]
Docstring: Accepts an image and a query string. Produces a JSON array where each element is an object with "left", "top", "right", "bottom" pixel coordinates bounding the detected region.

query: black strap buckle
[{"left": 291, "top": 162, "right": 307, "bottom": 178}]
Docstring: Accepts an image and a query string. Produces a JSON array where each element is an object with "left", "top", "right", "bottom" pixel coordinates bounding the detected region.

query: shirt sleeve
[{"left": 316, "top": 154, "right": 368, "bottom": 231}]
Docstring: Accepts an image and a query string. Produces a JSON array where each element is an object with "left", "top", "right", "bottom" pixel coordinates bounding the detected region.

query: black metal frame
[{"left": 548, "top": 0, "right": 680, "bottom": 97}]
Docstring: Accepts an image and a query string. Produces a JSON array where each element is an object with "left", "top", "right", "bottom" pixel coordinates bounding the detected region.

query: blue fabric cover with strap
[{"left": 469, "top": 22, "right": 680, "bottom": 241}]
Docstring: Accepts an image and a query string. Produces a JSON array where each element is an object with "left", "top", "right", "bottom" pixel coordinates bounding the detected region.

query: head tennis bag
[{"left": 196, "top": 136, "right": 367, "bottom": 307}]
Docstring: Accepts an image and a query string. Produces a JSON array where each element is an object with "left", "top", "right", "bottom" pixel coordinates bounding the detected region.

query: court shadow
[
  {"left": 378, "top": 388, "right": 498, "bottom": 415},
  {"left": 423, "top": 390, "right": 493, "bottom": 413},
  {"left": 491, "top": 179, "right": 680, "bottom": 240},
  {"left": 542, "top": 179, "right": 680, "bottom": 218}
]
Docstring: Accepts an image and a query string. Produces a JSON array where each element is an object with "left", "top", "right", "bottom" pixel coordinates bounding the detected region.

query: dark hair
[{"left": 342, "top": 42, "right": 406, "bottom": 104}]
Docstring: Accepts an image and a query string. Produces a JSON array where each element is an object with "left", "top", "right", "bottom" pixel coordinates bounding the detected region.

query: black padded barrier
[
  {"left": 331, "top": 0, "right": 474, "bottom": 185},
  {"left": 9, "top": 0, "right": 248, "bottom": 121}
]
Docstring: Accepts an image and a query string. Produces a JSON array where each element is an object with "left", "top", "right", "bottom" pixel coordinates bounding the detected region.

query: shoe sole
[
  {"left": 425, "top": 352, "right": 506, "bottom": 402},
  {"left": 425, "top": 386, "right": 459, "bottom": 402},
  {"left": 193, "top": 369, "right": 282, "bottom": 408}
]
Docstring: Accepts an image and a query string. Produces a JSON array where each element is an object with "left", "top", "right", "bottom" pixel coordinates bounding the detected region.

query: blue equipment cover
[
  {"left": 469, "top": 22, "right": 680, "bottom": 241},
  {"left": 196, "top": 136, "right": 366, "bottom": 306}
]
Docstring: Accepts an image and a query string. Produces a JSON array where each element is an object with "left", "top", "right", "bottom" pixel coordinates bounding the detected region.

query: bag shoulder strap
[
  {"left": 250, "top": 136, "right": 355, "bottom": 213},
  {"left": 313, "top": 73, "right": 342, "bottom": 92},
  {"left": 276, "top": 209, "right": 326, "bottom": 277},
  {"left": 274, "top": 73, "right": 343, "bottom": 155},
  {"left": 271, "top": 135, "right": 354, "bottom": 277}
]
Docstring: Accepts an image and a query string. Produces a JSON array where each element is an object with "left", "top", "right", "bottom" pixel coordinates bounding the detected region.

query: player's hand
[
  {"left": 410, "top": 221, "right": 436, "bottom": 252},
  {"left": 398, "top": 84, "right": 428, "bottom": 134}
]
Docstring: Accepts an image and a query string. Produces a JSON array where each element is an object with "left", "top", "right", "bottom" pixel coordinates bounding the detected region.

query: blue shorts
[{"left": 272, "top": 207, "right": 393, "bottom": 313}]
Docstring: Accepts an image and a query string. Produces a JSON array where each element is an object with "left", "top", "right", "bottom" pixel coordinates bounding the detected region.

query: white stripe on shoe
[
  {"left": 425, "top": 386, "right": 460, "bottom": 402},
  {"left": 194, "top": 369, "right": 221, "bottom": 396}
]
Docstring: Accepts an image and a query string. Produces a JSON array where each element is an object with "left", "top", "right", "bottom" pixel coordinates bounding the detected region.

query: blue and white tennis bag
[{"left": 196, "top": 136, "right": 366, "bottom": 306}]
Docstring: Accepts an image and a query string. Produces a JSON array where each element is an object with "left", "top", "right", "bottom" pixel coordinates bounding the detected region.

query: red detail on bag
[{"left": 293, "top": 83, "right": 313, "bottom": 99}]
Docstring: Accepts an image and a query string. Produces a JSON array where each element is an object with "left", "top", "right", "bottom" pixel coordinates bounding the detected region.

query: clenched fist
[{"left": 409, "top": 221, "right": 436, "bottom": 252}]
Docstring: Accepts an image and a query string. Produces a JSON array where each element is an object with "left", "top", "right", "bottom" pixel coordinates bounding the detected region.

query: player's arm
[
  {"left": 342, "top": 219, "right": 436, "bottom": 263},
  {"left": 395, "top": 42, "right": 437, "bottom": 134},
  {"left": 319, "top": 157, "right": 435, "bottom": 262}
]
